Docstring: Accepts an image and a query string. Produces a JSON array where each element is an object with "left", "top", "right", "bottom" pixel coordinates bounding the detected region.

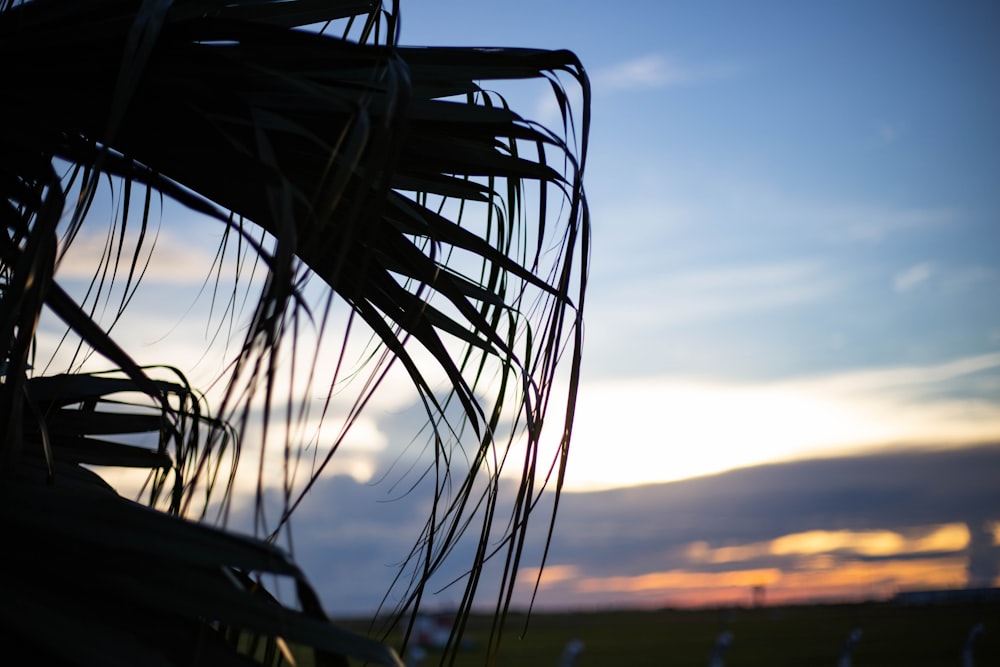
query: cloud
[
  {"left": 588, "top": 260, "right": 840, "bottom": 353},
  {"left": 582, "top": 167, "right": 991, "bottom": 381},
  {"left": 230, "top": 444, "right": 1000, "bottom": 615},
  {"left": 57, "top": 227, "right": 238, "bottom": 286},
  {"left": 812, "top": 352, "right": 1000, "bottom": 394},
  {"left": 549, "top": 444, "right": 1000, "bottom": 563},
  {"left": 705, "top": 524, "right": 970, "bottom": 562},
  {"left": 588, "top": 177, "right": 961, "bottom": 292},
  {"left": 609, "top": 174, "right": 958, "bottom": 247},
  {"left": 544, "top": 352, "right": 1000, "bottom": 492},
  {"left": 656, "top": 260, "right": 839, "bottom": 324},
  {"left": 766, "top": 201, "right": 956, "bottom": 246},
  {"left": 522, "top": 444, "right": 1000, "bottom": 608},
  {"left": 534, "top": 53, "right": 738, "bottom": 124},
  {"left": 892, "top": 262, "right": 998, "bottom": 295},
  {"left": 367, "top": 393, "right": 488, "bottom": 486},
  {"left": 553, "top": 557, "right": 970, "bottom": 609},
  {"left": 893, "top": 262, "right": 935, "bottom": 292},
  {"left": 592, "top": 54, "right": 739, "bottom": 93}
]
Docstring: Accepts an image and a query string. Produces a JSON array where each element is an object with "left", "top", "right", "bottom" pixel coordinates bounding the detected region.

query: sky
[
  {"left": 43, "top": 1, "right": 1000, "bottom": 615},
  {"left": 399, "top": 0, "right": 1000, "bottom": 490}
]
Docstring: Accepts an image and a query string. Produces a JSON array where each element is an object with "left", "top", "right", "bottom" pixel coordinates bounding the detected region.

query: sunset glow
[
  {"left": 313, "top": 0, "right": 1000, "bottom": 616},
  {"left": 682, "top": 525, "right": 972, "bottom": 567},
  {"left": 770, "top": 524, "right": 970, "bottom": 558},
  {"left": 553, "top": 361, "right": 1000, "bottom": 492},
  {"left": 521, "top": 554, "right": 979, "bottom": 610}
]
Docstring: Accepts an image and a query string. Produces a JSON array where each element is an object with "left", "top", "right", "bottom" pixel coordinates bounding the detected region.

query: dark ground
[{"left": 338, "top": 598, "right": 1000, "bottom": 666}]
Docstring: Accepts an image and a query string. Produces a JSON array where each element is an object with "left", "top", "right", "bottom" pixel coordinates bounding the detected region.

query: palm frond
[{"left": 1, "top": 0, "right": 589, "bottom": 663}]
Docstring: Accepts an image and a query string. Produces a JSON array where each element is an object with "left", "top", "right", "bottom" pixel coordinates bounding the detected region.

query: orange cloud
[
  {"left": 531, "top": 555, "right": 971, "bottom": 609},
  {"left": 576, "top": 568, "right": 783, "bottom": 594},
  {"left": 684, "top": 523, "right": 970, "bottom": 565},
  {"left": 770, "top": 524, "right": 969, "bottom": 557},
  {"left": 518, "top": 523, "right": 982, "bottom": 611},
  {"left": 519, "top": 564, "right": 581, "bottom": 588}
]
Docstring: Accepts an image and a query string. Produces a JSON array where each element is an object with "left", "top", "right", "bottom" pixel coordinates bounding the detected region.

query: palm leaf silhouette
[{"left": 0, "top": 0, "right": 589, "bottom": 663}]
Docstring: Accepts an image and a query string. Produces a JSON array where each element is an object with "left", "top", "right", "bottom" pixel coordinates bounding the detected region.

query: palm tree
[{"left": 0, "top": 0, "right": 589, "bottom": 665}]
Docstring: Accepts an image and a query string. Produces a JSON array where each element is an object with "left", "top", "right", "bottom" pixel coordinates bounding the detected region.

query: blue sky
[
  {"left": 226, "top": 1, "right": 998, "bottom": 613},
  {"left": 395, "top": 1, "right": 1000, "bottom": 490},
  {"left": 42, "top": 1, "right": 1000, "bottom": 614}
]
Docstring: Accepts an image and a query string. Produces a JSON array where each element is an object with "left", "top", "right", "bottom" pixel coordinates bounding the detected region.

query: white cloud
[
  {"left": 893, "top": 262, "right": 935, "bottom": 292},
  {"left": 594, "top": 168, "right": 959, "bottom": 250},
  {"left": 592, "top": 54, "right": 738, "bottom": 93},
  {"left": 56, "top": 226, "right": 241, "bottom": 286},
  {"left": 892, "top": 262, "right": 998, "bottom": 295},
  {"left": 812, "top": 352, "right": 1000, "bottom": 393},
  {"left": 532, "top": 353, "right": 1000, "bottom": 492},
  {"left": 809, "top": 205, "right": 956, "bottom": 245},
  {"left": 534, "top": 53, "right": 738, "bottom": 124},
  {"left": 594, "top": 260, "right": 838, "bottom": 331},
  {"left": 661, "top": 261, "right": 837, "bottom": 323}
]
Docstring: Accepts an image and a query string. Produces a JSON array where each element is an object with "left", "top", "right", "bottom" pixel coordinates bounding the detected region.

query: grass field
[{"left": 339, "top": 599, "right": 1000, "bottom": 666}]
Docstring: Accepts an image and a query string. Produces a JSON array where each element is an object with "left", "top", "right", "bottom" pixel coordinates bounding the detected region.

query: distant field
[{"left": 338, "top": 600, "right": 1000, "bottom": 666}]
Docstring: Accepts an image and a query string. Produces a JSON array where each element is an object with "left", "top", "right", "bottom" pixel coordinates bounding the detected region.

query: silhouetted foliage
[{"left": 0, "top": 0, "right": 589, "bottom": 664}]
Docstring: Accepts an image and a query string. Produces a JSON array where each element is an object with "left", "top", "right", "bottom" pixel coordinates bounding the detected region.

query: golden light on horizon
[
  {"left": 770, "top": 524, "right": 970, "bottom": 558},
  {"left": 774, "top": 556, "right": 970, "bottom": 596},
  {"left": 547, "top": 555, "right": 971, "bottom": 608},
  {"left": 684, "top": 540, "right": 770, "bottom": 564},
  {"left": 520, "top": 564, "right": 581, "bottom": 587},
  {"left": 682, "top": 523, "right": 970, "bottom": 566},
  {"left": 519, "top": 522, "right": 984, "bottom": 610},
  {"left": 548, "top": 354, "right": 1000, "bottom": 492},
  {"left": 575, "top": 568, "right": 783, "bottom": 594}
]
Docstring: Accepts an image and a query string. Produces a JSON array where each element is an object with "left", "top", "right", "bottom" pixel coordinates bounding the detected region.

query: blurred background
[{"left": 45, "top": 0, "right": 1000, "bottom": 617}]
